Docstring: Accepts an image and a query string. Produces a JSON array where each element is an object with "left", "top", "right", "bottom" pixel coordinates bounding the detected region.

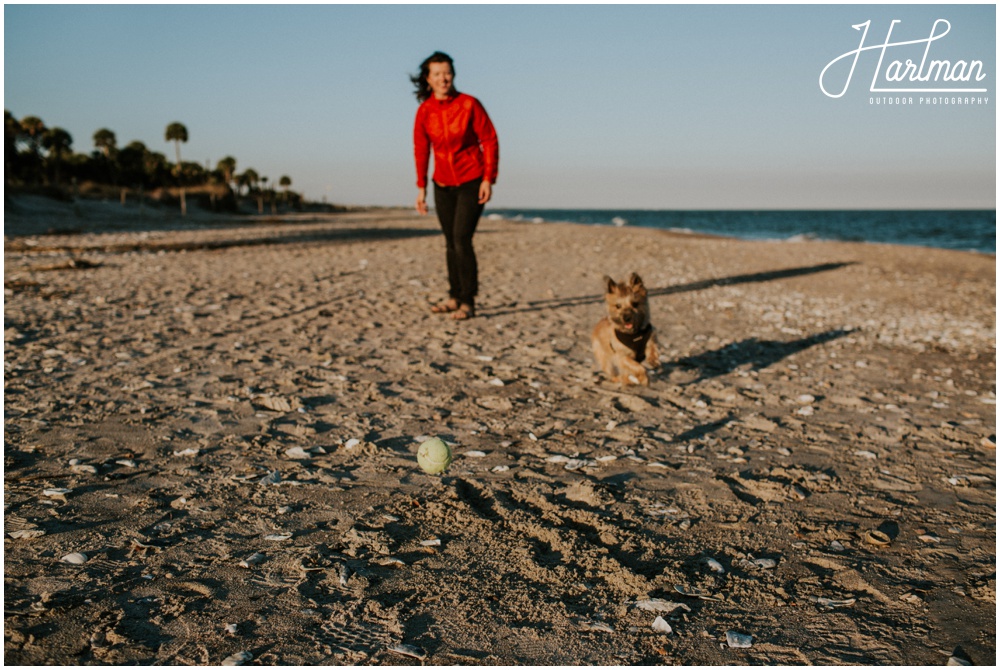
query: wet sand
[{"left": 3, "top": 196, "right": 996, "bottom": 665}]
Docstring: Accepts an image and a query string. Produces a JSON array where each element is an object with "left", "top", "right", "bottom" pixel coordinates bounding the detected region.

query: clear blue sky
[{"left": 4, "top": 2, "right": 995, "bottom": 209}]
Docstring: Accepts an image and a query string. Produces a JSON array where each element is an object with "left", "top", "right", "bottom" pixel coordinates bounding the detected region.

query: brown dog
[{"left": 591, "top": 273, "right": 661, "bottom": 386}]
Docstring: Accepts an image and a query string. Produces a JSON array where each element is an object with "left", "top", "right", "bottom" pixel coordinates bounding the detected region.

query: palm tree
[
  {"left": 279, "top": 175, "right": 292, "bottom": 209},
  {"left": 19, "top": 116, "right": 47, "bottom": 184},
  {"left": 239, "top": 168, "right": 259, "bottom": 199},
  {"left": 41, "top": 127, "right": 73, "bottom": 188},
  {"left": 92, "top": 128, "right": 119, "bottom": 192},
  {"left": 93, "top": 128, "right": 117, "bottom": 158},
  {"left": 216, "top": 156, "right": 236, "bottom": 193},
  {"left": 165, "top": 122, "right": 188, "bottom": 215},
  {"left": 5, "top": 111, "right": 21, "bottom": 185}
]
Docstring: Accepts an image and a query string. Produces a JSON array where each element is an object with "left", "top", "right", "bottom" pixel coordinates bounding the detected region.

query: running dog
[{"left": 591, "top": 273, "right": 661, "bottom": 386}]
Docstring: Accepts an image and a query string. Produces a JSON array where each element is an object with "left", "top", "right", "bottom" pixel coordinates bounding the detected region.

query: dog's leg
[
  {"left": 617, "top": 356, "right": 649, "bottom": 386},
  {"left": 645, "top": 332, "right": 661, "bottom": 370}
]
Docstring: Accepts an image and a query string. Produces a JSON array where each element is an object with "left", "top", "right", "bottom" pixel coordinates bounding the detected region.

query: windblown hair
[{"left": 411, "top": 51, "right": 455, "bottom": 103}]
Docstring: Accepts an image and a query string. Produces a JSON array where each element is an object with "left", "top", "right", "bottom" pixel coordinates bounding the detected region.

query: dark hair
[{"left": 410, "top": 51, "right": 454, "bottom": 103}]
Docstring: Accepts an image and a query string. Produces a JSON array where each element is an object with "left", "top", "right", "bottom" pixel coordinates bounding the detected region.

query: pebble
[
  {"left": 705, "top": 557, "right": 725, "bottom": 574},
  {"left": 239, "top": 552, "right": 266, "bottom": 568},
  {"left": 259, "top": 470, "right": 281, "bottom": 486},
  {"left": 221, "top": 651, "right": 253, "bottom": 666},
  {"left": 651, "top": 616, "right": 673, "bottom": 633},
  {"left": 726, "top": 630, "right": 753, "bottom": 648},
  {"left": 61, "top": 552, "right": 88, "bottom": 565},
  {"left": 284, "top": 447, "right": 310, "bottom": 459}
]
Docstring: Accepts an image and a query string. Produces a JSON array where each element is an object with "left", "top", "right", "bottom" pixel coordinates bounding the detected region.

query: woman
[{"left": 412, "top": 51, "right": 499, "bottom": 321}]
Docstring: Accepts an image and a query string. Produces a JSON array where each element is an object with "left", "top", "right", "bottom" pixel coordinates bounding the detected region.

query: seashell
[
  {"left": 947, "top": 655, "right": 972, "bottom": 666},
  {"left": 752, "top": 557, "right": 778, "bottom": 569},
  {"left": 809, "top": 596, "right": 856, "bottom": 608},
  {"left": 864, "top": 530, "right": 892, "bottom": 546},
  {"left": 277, "top": 506, "right": 293, "bottom": 515},
  {"left": 651, "top": 616, "right": 672, "bottom": 633},
  {"left": 634, "top": 599, "right": 690, "bottom": 614},
  {"left": 674, "top": 584, "right": 719, "bottom": 600},
  {"left": 239, "top": 552, "right": 266, "bottom": 568},
  {"left": 382, "top": 514, "right": 400, "bottom": 522},
  {"left": 70, "top": 463, "right": 98, "bottom": 475},
  {"left": 264, "top": 533, "right": 292, "bottom": 542},
  {"left": 487, "top": 378, "right": 505, "bottom": 387},
  {"left": 115, "top": 459, "right": 137, "bottom": 468},
  {"left": 43, "top": 488, "right": 72, "bottom": 498},
  {"left": 528, "top": 432, "right": 538, "bottom": 441},
  {"left": 854, "top": 450, "right": 878, "bottom": 459},
  {"left": 678, "top": 518, "right": 692, "bottom": 531},
  {"left": 705, "top": 557, "right": 725, "bottom": 574},
  {"left": 829, "top": 540, "right": 846, "bottom": 552},
  {"left": 377, "top": 557, "right": 406, "bottom": 568},
  {"left": 595, "top": 455, "right": 618, "bottom": 462},
  {"left": 172, "top": 448, "right": 200, "bottom": 457},
  {"left": 390, "top": 644, "right": 427, "bottom": 661},
  {"left": 491, "top": 465, "right": 510, "bottom": 473},
  {"left": 726, "top": 630, "right": 753, "bottom": 648},
  {"left": 255, "top": 395, "right": 292, "bottom": 412},
  {"left": 8, "top": 529, "right": 46, "bottom": 539},
  {"left": 581, "top": 620, "right": 614, "bottom": 633},
  {"left": 420, "top": 538, "right": 441, "bottom": 547},
  {"left": 564, "top": 458, "right": 595, "bottom": 471},
  {"left": 797, "top": 394, "right": 816, "bottom": 404},
  {"left": 259, "top": 470, "right": 281, "bottom": 486},
  {"left": 464, "top": 450, "right": 487, "bottom": 458},
  {"left": 221, "top": 650, "right": 253, "bottom": 666},
  {"left": 284, "top": 447, "right": 311, "bottom": 459},
  {"left": 224, "top": 623, "right": 238, "bottom": 635},
  {"left": 546, "top": 454, "right": 569, "bottom": 463},
  {"left": 344, "top": 438, "right": 361, "bottom": 449},
  {"left": 917, "top": 534, "right": 941, "bottom": 543},
  {"left": 61, "top": 552, "right": 88, "bottom": 565}
]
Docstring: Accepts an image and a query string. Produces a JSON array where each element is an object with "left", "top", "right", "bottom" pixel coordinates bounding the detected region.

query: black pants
[{"left": 434, "top": 178, "right": 484, "bottom": 306}]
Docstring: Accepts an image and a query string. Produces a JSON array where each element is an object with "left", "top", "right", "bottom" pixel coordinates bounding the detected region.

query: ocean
[{"left": 484, "top": 209, "right": 996, "bottom": 254}]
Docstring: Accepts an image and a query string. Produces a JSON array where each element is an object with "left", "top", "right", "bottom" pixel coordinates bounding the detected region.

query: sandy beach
[{"left": 3, "top": 196, "right": 995, "bottom": 665}]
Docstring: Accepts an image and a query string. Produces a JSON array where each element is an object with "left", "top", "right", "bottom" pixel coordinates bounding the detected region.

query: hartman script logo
[{"left": 820, "top": 19, "right": 988, "bottom": 98}]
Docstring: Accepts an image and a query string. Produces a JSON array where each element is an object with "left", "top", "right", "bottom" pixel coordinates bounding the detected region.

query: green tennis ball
[{"left": 417, "top": 437, "right": 452, "bottom": 474}]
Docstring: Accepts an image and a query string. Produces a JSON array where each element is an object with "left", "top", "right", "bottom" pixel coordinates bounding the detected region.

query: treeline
[{"left": 4, "top": 110, "right": 302, "bottom": 215}]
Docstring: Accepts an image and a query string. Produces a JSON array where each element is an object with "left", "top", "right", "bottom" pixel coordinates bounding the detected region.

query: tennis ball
[{"left": 417, "top": 437, "right": 452, "bottom": 474}]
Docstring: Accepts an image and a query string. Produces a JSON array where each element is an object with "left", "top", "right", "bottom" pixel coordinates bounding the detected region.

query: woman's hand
[
  {"left": 416, "top": 187, "right": 428, "bottom": 215},
  {"left": 478, "top": 181, "right": 492, "bottom": 205}
]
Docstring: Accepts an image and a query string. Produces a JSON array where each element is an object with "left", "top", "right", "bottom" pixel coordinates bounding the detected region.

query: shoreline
[
  {"left": 5, "top": 194, "right": 994, "bottom": 259},
  {"left": 4, "top": 203, "right": 996, "bottom": 665}
]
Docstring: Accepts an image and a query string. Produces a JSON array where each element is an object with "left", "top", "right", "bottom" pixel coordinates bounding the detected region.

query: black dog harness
[{"left": 614, "top": 324, "right": 653, "bottom": 363}]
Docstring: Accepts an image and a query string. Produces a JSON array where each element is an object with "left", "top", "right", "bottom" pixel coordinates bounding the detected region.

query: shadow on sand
[
  {"left": 479, "top": 262, "right": 855, "bottom": 317},
  {"left": 668, "top": 328, "right": 857, "bottom": 384},
  {"left": 6, "top": 226, "right": 444, "bottom": 255}
]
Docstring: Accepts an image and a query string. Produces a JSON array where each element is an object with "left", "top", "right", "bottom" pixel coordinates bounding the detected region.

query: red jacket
[{"left": 414, "top": 92, "right": 498, "bottom": 188}]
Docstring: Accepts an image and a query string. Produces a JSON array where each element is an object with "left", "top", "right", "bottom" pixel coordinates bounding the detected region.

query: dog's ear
[
  {"left": 627, "top": 273, "right": 644, "bottom": 289},
  {"left": 603, "top": 275, "right": 617, "bottom": 294}
]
